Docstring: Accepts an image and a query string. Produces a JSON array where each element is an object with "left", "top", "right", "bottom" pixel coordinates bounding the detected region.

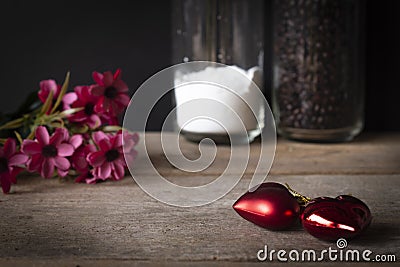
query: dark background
[{"left": 0, "top": 0, "right": 399, "bottom": 131}]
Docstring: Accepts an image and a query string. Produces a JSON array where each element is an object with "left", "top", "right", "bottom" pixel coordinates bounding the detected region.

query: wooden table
[{"left": 1, "top": 133, "right": 399, "bottom": 266}]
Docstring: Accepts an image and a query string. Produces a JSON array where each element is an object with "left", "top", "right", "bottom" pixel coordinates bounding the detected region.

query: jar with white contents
[{"left": 172, "top": 0, "right": 265, "bottom": 144}]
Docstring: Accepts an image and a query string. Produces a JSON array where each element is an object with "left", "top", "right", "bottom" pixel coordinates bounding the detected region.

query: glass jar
[
  {"left": 171, "top": 0, "right": 264, "bottom": 144},
  {"left": 272, "top": 0, "right": 365, "bottom": 142}
]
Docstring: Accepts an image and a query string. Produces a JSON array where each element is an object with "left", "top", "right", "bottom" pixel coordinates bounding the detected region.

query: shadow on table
[
  {"left": 351, "top": 223, "right": 400, "bottom": 247},
  {"left": 348, "top": 131, "right": 399, "bottom": 145}
]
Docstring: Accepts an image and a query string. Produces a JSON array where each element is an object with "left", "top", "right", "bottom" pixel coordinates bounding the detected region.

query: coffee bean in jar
[{"left": 272, "top": 0, "right": 365, "bottom": 142}]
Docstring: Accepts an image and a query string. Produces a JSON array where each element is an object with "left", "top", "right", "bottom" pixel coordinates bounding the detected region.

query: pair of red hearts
[{"left": 233, "top": 182, "right": 372, "bottom": 241}]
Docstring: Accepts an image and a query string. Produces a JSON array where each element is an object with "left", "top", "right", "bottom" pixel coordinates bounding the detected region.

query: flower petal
[
  {"left": 57, "top": 169, "right": 69, "bottom": 177},
  {"left": 84, "top": 144, "right": 97, "bottom": 153},
  {"left": 41, "top": 158, "right": 55, "bottom": 178},
  {"left": 99, "top": 139, "right": 111, "bottom": 151},
  {"left": 54, "top": 156, "right": 70, "bottom": 170},
  {"left": 27, "top": 154, "right": 43, "bottom": 172},
  {"left": 99, "top": 162, "right": 111, "bottom": 178},
  {"left": 36, "top": 126, "right": 49, "bottom": 145},
  {"left": 8, "top": 153, "right": 28, "bottom": 166},
  {"left": 92, "top": 71, "right": 104, "bottom": 86},
  {"left": 3, "top": 138, "right": 16, "bottom": 158},
  {"left": 87, "top": 151, "right": 106, "bottom": 167},
  {"left": 103, "top": 71, "right": 114, "bottom": 86},
  {"left": 73, "top": 157, "right": 88, "bottom": 171},
  {"left": 75, "top": 171, "right": 89, "bottom": 183},
  {"left": 113, "top": 79, "right": 129, "bottom": 92},
  {"left": 104, "top": 115, "right": 118, "bottom": 125},
  {"left": 115, "top": 156, "right": 127, "bottom": 167},
  {"left": 50, "top": 128, "right": 68, "bottom": 146},
  {"left": 22, "top": 140, "right": 42, "bottom": 155},
  {"left": 112, "top": 162, "right": 125, "bottom": 180},
  {"left": 91, "top": 86, "right": 105, "bottom": 97},
  {"left": 93, "top": 167, "right": 101, "bottom": 179},
  {"left": 63, "top": 92, "right": 78, "bottom": 105},
  {"left": 88, "top": 114, "right": 102, "bottom": 129},
  {"left": 69, "top": 111, "right": 87, "bottom": 122},
  {"left": 10, "top": 167, "right": 22, "bottom": 184},
  {"left": 0, "top": 173, "right": 11, "bottom": 193},
  {"left": 112, "top": 133, "right": 123, "bottom": 148},
  {"left": 92, "top": 131, "right": 108, "bottom": 146},
  {"left": 86, "top": 176, "right": 98, "bottom": 184},
  {"left": 38, "top": 80, "right": 58, "bottom": 103},
  {"left": 57, "top": 143, "right": 74, "bottom": 157},
  {"left": 110, "top": 101, "right": 123, "bottom": 115},
  {"left": 114, "top": 93, "right": 130, "bottom": 106},
  {"left": 113, "top": 68, "right": 122, "bottom": 80},
  {"left": 40, "top": 80, "right": 58, "bottom": 93},
  {"left": 82, "top": 85, "right": 93, "bottom": 99},
  {"left": 124, "top": 150, "right": 138, "bottom": 167},
  {"left": 69, "top": 135, "right": 83, "bottom": 149},
  {"left": 102, "top": 98, "right": 111, "bottom": 112},
  {"left": 73, "top": 155, "right": 88, "bottom": 171},
  {"left": 94, "top": 96, "right": 105, "bottom": 113},
  {"left": 131, "top": 133, "right": 139, "bottom": 144},
  {"left": 74, "top": 85, "right": 84, "bottom": 96}
]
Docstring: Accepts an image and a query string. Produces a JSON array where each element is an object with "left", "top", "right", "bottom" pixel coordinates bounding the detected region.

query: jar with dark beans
[{"left": 272, "top": 0, "right": 365, "bottom": 142}]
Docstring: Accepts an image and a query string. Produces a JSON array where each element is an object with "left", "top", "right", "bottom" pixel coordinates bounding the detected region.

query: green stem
[
  {"left": 0, "top": 117, "right": 25, "bottom": 130},
  {"left": 50, "top": 71, "right": 70, "bottom": 114}
]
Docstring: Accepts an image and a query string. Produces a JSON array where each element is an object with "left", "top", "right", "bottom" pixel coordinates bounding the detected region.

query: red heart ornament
[
  {"left": 233, "top": 182, "right": 301, "bottom": 230},
  {"left": 301, "top": 195, "right": 372, "bottom": 241}
]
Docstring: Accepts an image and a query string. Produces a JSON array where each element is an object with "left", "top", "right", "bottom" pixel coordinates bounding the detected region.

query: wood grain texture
[
  {"left": 141, "top": 132, "right": 400, "bottom": 177},
  {"left": 0, "top": 133, "right": 399, "bottom": 266}
]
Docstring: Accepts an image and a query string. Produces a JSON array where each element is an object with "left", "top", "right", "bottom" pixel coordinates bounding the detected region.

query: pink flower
[
  {"left": 87, "top": 131, "right": 126, "bottom": 181},
  {"left": 99, "top": 113, "right": 119, "bottom": 126},
  {"left": 22, "top": 126, "right": 75, "bottom": 178},
  {"left": 62, "top": 92, "right": 78, "bottom": 111},
  {"left": 38, "top": 80, "right": 61, "bottom": 104},
  {"left": 91, "top": 69, "right": 130, "bottom": 117},
  {"left": 69, "top": 133, "right": 83, "bottom": 150},
  {"left": 50, "top": 128, "right": 82, "bottom": 151},
  {"left": 72, "top": 144, "right": 94, "bottom": 172},
  {"left": 75, "top": 171, "right": 97, "bottom": 184},
  {"left": 38, "top": 79, "right": 76, "bottom": 113},
  {"left": 0, "top": 138, "right": 28, "bottom": 193},
  {"left": 64, "top": 86, "right": 102, "bottom": 129},
  {"left": 71, "top": 144, "right": 97, "bottom": 184},
  {"left": 122, "top": 131, "right": 139, "bottom": 167}
]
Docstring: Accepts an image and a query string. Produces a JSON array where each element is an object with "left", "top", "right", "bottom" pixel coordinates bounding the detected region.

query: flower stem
[
  {"left": 0, "top": 117, "right": 25, "bottom": 130},
  {"left": 50, "top": 71, "right": 70, "bottom": 114}
]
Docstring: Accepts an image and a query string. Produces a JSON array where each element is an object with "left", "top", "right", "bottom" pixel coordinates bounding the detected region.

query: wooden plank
[
  {"left": 0, "top": 259, "right": 395, "bottom": 267},
  {"left": 1, "top": 174, "right": 399, "bottom": 263},
  {"left": 140, "top": 132, "right": 400, "bottom": 176},
  {"left": 1, "top": 133, "right": 399, "bottom": 265}
]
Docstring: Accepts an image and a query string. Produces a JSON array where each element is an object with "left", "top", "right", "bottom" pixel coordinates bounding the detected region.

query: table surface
[{"left": 1, "top": 132, "right": 399, "bottom": 267}]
